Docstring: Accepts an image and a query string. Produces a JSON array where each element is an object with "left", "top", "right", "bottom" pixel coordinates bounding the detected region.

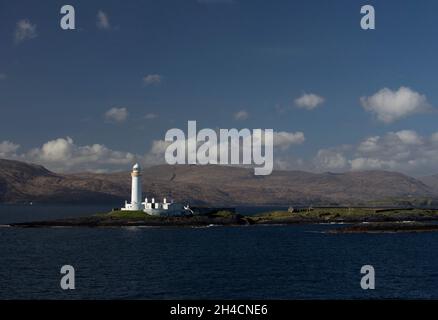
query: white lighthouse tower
[
  {"left": 121, "top": 163, "right": 143, "bottom": 211},
  {"left": 121, "top": 163, "right": 188, "bottom": 215},
  {"left": 131, "top": 163, "right": 142, "bottom": 210}
]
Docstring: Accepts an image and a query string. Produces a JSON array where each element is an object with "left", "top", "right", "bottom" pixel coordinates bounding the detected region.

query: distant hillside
[
  {"left": 419, "top": 174, "right": 438, "bottom": 193},
  {"left": 0, "top": 159, "right": 437, "bottom": 206},
  {"left": 0, "top": 159, "right": 127, "bottom": 204}
]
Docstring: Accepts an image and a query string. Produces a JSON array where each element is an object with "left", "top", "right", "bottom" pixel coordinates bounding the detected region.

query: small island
[
  {"left": 11, "top": 164, "right": 438, "bottom": 232},
  {"left": 8, "top": 207, "right": 438, "bottom": 231}
]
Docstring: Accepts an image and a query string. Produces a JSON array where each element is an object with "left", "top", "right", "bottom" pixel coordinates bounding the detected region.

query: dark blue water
[{"left": 1, "top": 205, "right": 438, "bottom": 299}]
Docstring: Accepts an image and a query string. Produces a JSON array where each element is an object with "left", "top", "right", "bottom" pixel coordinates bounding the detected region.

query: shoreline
[{"left": 7, "top": 207, "right": 438, "bottom": 232}]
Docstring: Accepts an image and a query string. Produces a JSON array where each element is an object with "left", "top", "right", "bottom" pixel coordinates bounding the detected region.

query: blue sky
[{"left": 1, "top": 0, "right": 438, "bottom": 175}]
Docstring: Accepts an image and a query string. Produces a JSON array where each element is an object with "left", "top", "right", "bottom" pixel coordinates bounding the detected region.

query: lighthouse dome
[{"left": 133, "top": 163, "right": 141, "bottom": 170}]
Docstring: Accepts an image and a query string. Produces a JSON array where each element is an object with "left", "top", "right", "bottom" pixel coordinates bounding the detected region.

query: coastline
[{"left": 7, "top": 208, "right": 438, "bottom": 232}]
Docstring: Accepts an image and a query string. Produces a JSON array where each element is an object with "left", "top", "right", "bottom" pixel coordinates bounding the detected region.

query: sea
[{"left": 0, "top": 204, "right": 437, "bottom": 299}]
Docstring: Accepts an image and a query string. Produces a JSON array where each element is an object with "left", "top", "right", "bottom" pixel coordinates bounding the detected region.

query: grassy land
[
  {"left": 99, "top": 207, "right": 438, "bottom": 225},
  {"left": 11, "top": 207, "right": 438, "bottom": 228},
  {"left": 99, "top": 210, "right": 161, "bottom": 220},
  {"left": 253, "top": 207, "right": 438, "bottom": 223},
  {"left": 100, "top": 209, "right": 238, "bottom": 219},
  {"left": 208, "top": 210, "right": 237, "bottom": 218},
  {"left": 101, "top": 208, "right": 438, "bottom": 222}
]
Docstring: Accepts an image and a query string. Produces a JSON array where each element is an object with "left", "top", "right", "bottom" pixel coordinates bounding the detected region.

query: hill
[
  {"left": 0, "top": 159, "right": 436, "bottom": 206},
  {"left": 419, "top": 174, "right": 438, "bottom": 193}
]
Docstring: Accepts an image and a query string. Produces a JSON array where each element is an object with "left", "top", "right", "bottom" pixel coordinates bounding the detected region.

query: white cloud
[
  {"left": 350, "top": 157, "right": 397, "bottom": 171},
  {"left": 14, "top": 19, "right": 37, "bottom": 43},
  {"left": 294, "top": 93, "right": 325, "bottom": 110},
  {"left": 26, "top": 137, "right": 136, "bottom": 172},
  {"left": 143, "top": 74, "right": 162, "bottom": 86},
  {"left": 394, "top": 130, "right": 423, "bottom": 145},
  {"left": 304, "top": 129, "right": 438, "bottom": 175},
  {"left": 32, "top": 137, "right": 73, "bottom": 162},
  {"left": 143, "top": 128, "right": 438, "bottom": 176},
  {"left": 273, "top": 131, "right": 305, "bottom": 150},
  {"left": 348, "top": 130, "right": 438, "bottom": 175},
  {"left": 7, "top": 129, "right": 438, "bottom": 176},
  {"left": 0, "top": 137, "right": 136, "bottom": 173},
  {"left": 233, "top": 110, "right": 249, "bottom": 121},
  {"left": 104, "top": 107, "right": 128, "bottom": 123},
  {"left": 1, "top": 131, "right": 298, "bottom": 173},
  {"left": 360, "top": 87, "right": 431, "bottom": 123},
  {"left": 357, "top": 136, "right": 381, "bottom": 153},
  {"left": 97, "top": 10, "right": 111, "bottom": 30},
  {"left": 145, "top": 130, "right": 305, "bottom": 168},
  {"left": 145, "top": 113, "right": 158, "bottom": 120},
  {"left": 149, "top": 140, "right": 171, "bottom": 155},
  {"left": 142, "top": 140, "right": 171, "bottom": 165},
  {"left": 0, "top": 141, "right": 20, "bottom": 157}
]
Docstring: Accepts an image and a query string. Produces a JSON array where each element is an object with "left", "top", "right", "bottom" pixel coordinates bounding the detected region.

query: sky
[{"left": 1, "top": 0, "right": 438, "bottom": 176}]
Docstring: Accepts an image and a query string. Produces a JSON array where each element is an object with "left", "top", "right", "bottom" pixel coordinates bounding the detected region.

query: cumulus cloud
[
  {"left": 142, "top": 129, "right": 438, "bottom": 176},
  {"left": 147, "top": 130, "right": 304, "bottom": 165},
  {"left": 350, "top": 158, "right": 397, "bottom": 171},
  {"left": 27, "top": 137, "right": 136, "bottom": 172},
  {"left": 14, "top": 19, "right": 37, "bottom": 43},
  {"left": 7, "top": 129, "right": 438, "bottom": 176},
  {"left": 233, "top": 110, "right": 249, "bottom": 121},
  {"left": 97, "top": 10, "right": 111, "bottom": 30},
  {"left": 348, "top": 130, "right": 438, "bottom": 175},
  {"left": 394, "top": 130, "right": 423, "bottom": 145},
  {"left": 350, "top": 131, "right": 419, "bottom": 170},
  {"left": 142, "top": 140, "right": 171, "bottom": 165},
  {"left": 294, "top": 93, "right": 325, "bottom": 110},
  {"left": 273, "top": 131, "right": 305, "bottom": 150},
  {"left": 0, "top": 137, "right": 136, "bottom": 173},
  {"left": 143, "top": 74, "right": 162, "bottom": 86},
  {"left": 0, "top": 141, "right": 20, "bottom": 157},
  {"left": 357, "top": 136, "right": 381, "bottom": 153},
  {"left": 104, "top": 107, "right": 128, "bottom": 123},
  {"left": 304, "top": 129, "right": 438, "bottom": 176},
  {"left": 360, "top": 87, "right": 431, "bottom": 123}
]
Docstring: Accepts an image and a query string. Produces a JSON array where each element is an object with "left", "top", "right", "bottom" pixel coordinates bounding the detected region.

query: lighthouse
[
  {"left": 121, "top": 163, "right": 143, "bottom": 211},
  {"left": 121, "top": 163, "right": 188, "bottom": 215},
  {"left": 130, "top": 163, "right": 142, "bottom": 210}
]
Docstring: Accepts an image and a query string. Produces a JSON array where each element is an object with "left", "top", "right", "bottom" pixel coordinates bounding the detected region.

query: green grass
[
  {"left": 101, "top": 210, "right": 158, "bottom": 220},
  {"left": 94, "top": 208, "right": 438, "bottom": 223},
  {"left": 254, "top": 208, "right": 438, "bottom": 221},
  {"left": 209, "top": 210, "right": 236, "bottom": 218}
]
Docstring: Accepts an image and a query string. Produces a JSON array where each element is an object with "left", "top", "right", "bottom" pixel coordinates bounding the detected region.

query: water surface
[{"left": 0, "top": 205, "right": 436, "bottom": 299}]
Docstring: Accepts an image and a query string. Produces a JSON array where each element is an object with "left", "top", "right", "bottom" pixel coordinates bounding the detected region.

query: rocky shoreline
[
  {"left": 8, "top": 208, "right": 438, "bottom": 234},
  {"left": 328, "top": 222, "right": 438, "bottom": 234},
  {"left": 9, "top": 213, "right": 253, "bottom": 228},
  {"left": 8, "top": 208, "right": 438, "bottom": 231}
]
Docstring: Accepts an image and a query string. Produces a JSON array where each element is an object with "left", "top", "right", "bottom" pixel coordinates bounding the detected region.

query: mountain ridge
[{"left": 1, "top": 158, "right": 437, "bottom": 206}]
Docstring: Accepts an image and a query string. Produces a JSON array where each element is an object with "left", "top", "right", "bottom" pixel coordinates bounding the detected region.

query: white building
[{"left": 121, "top": 163, "right": 190, "bottom": 216}]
